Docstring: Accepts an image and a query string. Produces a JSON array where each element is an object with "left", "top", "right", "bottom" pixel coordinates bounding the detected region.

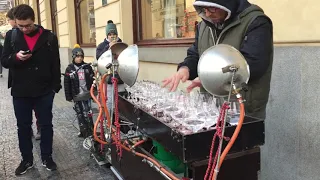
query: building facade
[
  {"left": 11, "top": 0, "right": 319, "bottom": 84},
  {"left": 12, "top": 0, "right": 198, "bottom": 84},
  {"left": 12, "top": 1, "right": 320, "bottom": 180}
]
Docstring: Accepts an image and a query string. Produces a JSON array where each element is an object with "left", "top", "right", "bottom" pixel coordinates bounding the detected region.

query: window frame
[
  {"left": 132, "top": 0, "right": 195, "bottom": 47},
  {"left": 74, "top": 0, "right": 95, "bottom": 47},
  {"left": 36, "top": 0, "right": 41, "bottom": 25},
  {"left": 50, "top": 0, "right": 58, "bottom": 35}
]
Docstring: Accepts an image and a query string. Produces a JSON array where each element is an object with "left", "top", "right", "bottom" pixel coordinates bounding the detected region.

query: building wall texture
[{"left": 14, "top": 1, "right": 320, "bottom": 180}]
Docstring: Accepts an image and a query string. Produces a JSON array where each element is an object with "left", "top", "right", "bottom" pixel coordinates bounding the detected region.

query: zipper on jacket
[{"left": 209, "top": 27, "right": 217, "bottom": 45}]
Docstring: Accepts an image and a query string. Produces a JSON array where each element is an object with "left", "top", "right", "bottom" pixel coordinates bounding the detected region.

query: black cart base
[{"left": 110, "top": 143, "right": 260, "bottom": 180}]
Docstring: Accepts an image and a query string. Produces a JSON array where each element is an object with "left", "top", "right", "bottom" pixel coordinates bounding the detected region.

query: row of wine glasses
[{"left": 125, "top": 80, "right": 240, "bottom": 135}]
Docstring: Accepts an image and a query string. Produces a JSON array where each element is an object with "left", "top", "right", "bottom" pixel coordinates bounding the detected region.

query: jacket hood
[{"left": 193, "top": 0, "right": 250, "bottom": 23}]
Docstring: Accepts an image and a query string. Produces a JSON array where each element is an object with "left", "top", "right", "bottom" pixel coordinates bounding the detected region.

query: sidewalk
[{"left": 0, "top": 69, "right": 115, "bottom": 180}]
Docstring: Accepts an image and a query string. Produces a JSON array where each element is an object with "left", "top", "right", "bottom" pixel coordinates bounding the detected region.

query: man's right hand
[
  {"left": 162, "top": 67, "right": 190, "bottom": 92},
  {"left": 16, "top": 50, "right": 32, "bottom": 61}
]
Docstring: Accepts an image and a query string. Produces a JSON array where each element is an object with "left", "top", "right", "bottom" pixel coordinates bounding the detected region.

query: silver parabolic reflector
[
  {"left": 117, "top": 44, "right": 139, "bottom": 87},
  {"left": 97, "top": 49, "right": 112, "bottom": 75},
  {"left": 97, "top": 42, "right": 129, "bottom": 75},
  {"left": 110, "top": 42, "right": 129, "bottom": 57},
  {"left": 197, "top": 44, "right": 250, "bottom": 97}
]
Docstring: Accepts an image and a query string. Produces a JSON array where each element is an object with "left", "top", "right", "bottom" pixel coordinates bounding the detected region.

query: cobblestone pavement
[{"left": 0, "top": 69, "right": 116, "bottom": 180}]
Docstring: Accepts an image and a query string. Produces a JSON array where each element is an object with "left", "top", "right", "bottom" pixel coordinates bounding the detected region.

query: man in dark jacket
[
  {"left": 0, "top": 4, "right": 61, "bottom": 175},
  {"left": 162, "top": 0, "right": 273, "bottom": 119}
]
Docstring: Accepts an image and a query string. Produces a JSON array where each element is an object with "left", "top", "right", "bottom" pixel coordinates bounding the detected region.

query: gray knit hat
[{"left": 105, "top": 20, "right": 118, "bottom": 35}]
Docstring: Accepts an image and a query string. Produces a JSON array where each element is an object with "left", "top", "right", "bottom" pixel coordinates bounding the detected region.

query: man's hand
[
  {"left": 162, "top": 67, "right": 190, "bottom": 92},
  {"left": 186, "top": 77, "right": 202, "bottom": 93},
  {"left": 17, "top": 50, "right": 32, "bottom": 61}
]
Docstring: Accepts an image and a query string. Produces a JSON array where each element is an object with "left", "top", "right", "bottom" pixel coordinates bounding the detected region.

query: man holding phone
[{"left": 0, "top": 4, "right": 61, "bottom": 175}]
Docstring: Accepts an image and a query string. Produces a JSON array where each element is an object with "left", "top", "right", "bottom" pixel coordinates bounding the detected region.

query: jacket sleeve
[
  {"left": 51, "top": 34, "right": 62, "bottom": 93},
  {"left": 88, "top": 66, "right": 95, "bottom": 86},
  {"left": 0, "top": 44, "right": 3, "bottom": 55},
  {"left": 0, "top": 30, "right": 25, "bottom": 69},
  {"left": 177, "top": 22, "right": 200, "bottom": 80},
  {"left": 96, "top": 43, "right": 109, "bottom": 60},
  {"left": 64, "top": 66, "right": 73, "bottom": 101},
  {"left": 240, "top": 16, "right": 273, "bottom": 81}
]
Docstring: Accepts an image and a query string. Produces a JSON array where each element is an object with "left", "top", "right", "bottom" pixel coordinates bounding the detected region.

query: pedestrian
[
  {"left": 64, "top": 44, "right": 95, "bottom": 138},
  {"left": 0, "top": 4, "right": 61, "bottom": 175},
  {"left": 5, "top": 6, "right": 41, "bottom": 140}
]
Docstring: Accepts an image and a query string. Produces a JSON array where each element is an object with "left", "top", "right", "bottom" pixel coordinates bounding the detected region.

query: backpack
[{"left": 10, "top": 28, "right": 55, "bottom": 51}]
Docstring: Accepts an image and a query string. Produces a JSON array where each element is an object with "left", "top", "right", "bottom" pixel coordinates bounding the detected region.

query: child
[
  {"left": 96, "top": 20, "right": 126, "bottom": 113},
  {"left": 64, "top": 44, "right": 95, "bottom": 138}
]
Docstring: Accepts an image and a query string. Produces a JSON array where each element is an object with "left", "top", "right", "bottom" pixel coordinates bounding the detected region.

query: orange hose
[
  {"left": 212, "top": 97, "right": 245, "bottom": 179},
  {"left": 99, "top": 74, "right": 111, "bottom": 127},
  {"left": 90, "top": 84, "right": 108, "bottom": 145},
  {"left": 131, "top": 139, "right": 146, "bottom": 149},
  {"left": 90, "top": 73, "right": 180, "bottom": 180}
]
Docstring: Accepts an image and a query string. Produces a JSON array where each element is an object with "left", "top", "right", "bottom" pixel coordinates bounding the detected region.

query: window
[
  {"left": 75, "top": 0, "right": 96, "bottom": 46},
  {"left": 133, "top": 0, "right": 201, "bottom": 46},
  {"left": 102, "top": 0, "right": 107, "bottom": 6},
  {"left": 36, "top": 0, "right": 41, "bottom": 25},
  {"left": 50, "top": 0, "right": 58, "bottom": 36}
]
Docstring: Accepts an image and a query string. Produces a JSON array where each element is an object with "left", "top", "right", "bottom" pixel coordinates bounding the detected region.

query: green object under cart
[{"left": 152, "top": 141, "right": 185, "bottom": 174}]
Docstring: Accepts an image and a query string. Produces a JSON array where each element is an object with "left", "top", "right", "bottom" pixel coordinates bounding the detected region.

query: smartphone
[{"left": 22, "top": 50, "right": 31, "bottom": 55}]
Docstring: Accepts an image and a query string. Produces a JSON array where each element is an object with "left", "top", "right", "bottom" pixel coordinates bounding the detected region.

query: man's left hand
[{"left": 186, "top": 77, "right": 202, "bottom": 93}]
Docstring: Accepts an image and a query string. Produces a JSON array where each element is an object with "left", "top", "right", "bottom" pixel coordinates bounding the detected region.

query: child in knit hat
[
  {"left": 64, "top": 44, "right": 95, "bottom": 138},
  {"left": 95, "top": 20, "right": 126, "bottom": 114},
  {"left": 96, "top": 20, "right": 122, "bottom": 59}
]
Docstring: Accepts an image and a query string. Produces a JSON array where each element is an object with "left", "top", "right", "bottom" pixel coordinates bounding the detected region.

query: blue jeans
[{"left": 13, "top": 92, "right": 55, "bottom": 162}]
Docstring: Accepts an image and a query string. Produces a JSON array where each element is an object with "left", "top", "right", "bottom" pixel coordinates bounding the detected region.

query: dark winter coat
[
  {"left": 63, "top": 63, "right": 94, "bottom": 101},
  {"left": 0, "top": 26, "right": 61, "bottom": 97}
]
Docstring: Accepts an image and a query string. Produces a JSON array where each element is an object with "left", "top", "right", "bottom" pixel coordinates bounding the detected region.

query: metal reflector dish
[
  {"left": 97, "top": 49, "right": 112, "bottom": 75},
  {"left": 117, "top": 45, "right": 139, "bottom": 87},
  {"left": 110, "top": 42, "right": 128, "bottom": 57},
  {"left": 197, "top": 44, "right": 250, "bottom": 97}
]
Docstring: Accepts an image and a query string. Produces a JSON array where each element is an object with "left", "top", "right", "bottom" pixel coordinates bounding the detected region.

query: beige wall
[
  {"left": 250, "top": 0, "right": 319, "bottom": 43},
  {"left": 56, "top": 0, "right": 68, "bottom": 47},
  {"left": 94, "top": 0, "right": 133, "bottom": 45},
  {"left": 94, "top": 0, "right": 121, "bottom": 46},
  {"left": 31, "top": 0, "right": 76, "bottom": 48},
  {"left": 39, "top": 0, "right": 52, "bottom": 30}
]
